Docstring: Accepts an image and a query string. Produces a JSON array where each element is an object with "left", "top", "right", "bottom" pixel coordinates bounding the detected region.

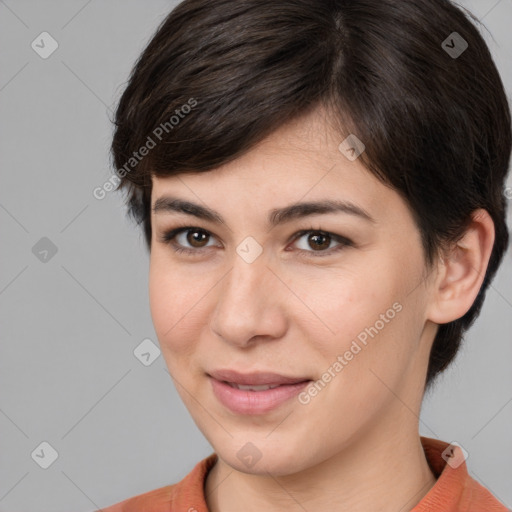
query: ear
[{"left": 426, "top": 209, "right": 495, "bottom": 324}]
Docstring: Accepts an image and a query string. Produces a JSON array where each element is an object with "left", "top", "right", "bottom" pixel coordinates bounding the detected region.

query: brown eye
[
  {"left": 306, "top": 232, "right": 331, "bottom": 251},
  {"left": 185, "top": 229, "right": 210, "bottom": 248},
  {"left": 159, "top": 226, "right": 218, "bottom": 255},
  {"left": 292, "top": 229, "right": 351, "bottom": 256}
]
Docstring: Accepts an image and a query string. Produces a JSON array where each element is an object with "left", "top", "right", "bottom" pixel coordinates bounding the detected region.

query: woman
[{"left": 100, "top": 0, "right": 511, "bottom": 510}]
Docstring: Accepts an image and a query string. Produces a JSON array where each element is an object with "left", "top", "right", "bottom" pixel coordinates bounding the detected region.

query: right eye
[{"left": 159, "top": 226, "right": 218, "bottom": 255}]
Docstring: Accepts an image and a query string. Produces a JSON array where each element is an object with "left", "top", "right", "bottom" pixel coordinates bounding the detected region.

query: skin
[{"left": 148, "top": 106, "right": 495, "bottom": 512}]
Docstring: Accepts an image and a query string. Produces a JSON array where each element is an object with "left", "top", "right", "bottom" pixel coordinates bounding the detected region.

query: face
[{"left": 149, "top": 107, "right": 438, "bottom": 476}]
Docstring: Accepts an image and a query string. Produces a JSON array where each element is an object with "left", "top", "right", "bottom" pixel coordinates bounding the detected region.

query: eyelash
[{"left": 158, "top": 224, "right": 353, "bottom": 258}]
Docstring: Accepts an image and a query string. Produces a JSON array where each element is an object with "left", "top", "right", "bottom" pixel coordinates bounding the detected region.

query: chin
[{"left": 214, "top": 437, "right": 312, "bottom": 477}]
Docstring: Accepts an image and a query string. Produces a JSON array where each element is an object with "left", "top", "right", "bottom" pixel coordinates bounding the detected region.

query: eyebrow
[{"left": 152, "top": 196, "right": 376, "bottom": 227}]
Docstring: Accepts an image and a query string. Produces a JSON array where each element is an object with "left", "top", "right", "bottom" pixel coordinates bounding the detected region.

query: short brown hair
[{"left": 110, "top": 0, "right": 512, "bottom": 390}]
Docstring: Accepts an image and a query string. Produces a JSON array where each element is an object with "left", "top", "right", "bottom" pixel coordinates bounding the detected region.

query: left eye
[
  {"left": 290, "top": 229, "right": 352, "bottom": 256},
  {"left": 158, "top": 227, "right": 353, "bottom": 257}
]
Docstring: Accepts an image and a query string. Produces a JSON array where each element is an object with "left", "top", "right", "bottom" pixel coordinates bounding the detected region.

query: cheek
[
  {"left": 306, "top": 259, "right": 421, "bottom": 379},
  {"left": 149, "top": 258, "right": 185, "bottom": 349},
  {"left": 148, "top": 256, "right": 210, "bottom": 360},
  {"left": 149, "top": 263, "right": 171, "bottom": 337},
  {"left": 302, "top": 264, "right": 397, "bottom": 345}
]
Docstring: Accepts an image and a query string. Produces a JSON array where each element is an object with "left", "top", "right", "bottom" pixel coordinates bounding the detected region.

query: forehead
[{"left": 150, "top": 107, "right": 403, "bottom": 225}]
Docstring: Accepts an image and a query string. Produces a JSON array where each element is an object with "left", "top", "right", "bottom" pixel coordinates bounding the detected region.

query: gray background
[{"left": 0, "top": 1, "right": 511, "bottom": 511}]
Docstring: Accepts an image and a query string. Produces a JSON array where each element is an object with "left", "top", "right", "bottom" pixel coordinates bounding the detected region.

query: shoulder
[
  {"left": 419, "top": 437, "right": 509, "bottom": 511},
  {"left": 463, "top": 478, "right": 510, "bottom": 511},
  {"left": 97, "top": 452, "right": 218, "bottom": 512},
  {"left": 99, "top": 484, "right": 177, "bottom": 512}
]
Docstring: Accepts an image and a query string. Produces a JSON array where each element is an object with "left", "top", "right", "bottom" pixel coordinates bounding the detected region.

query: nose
[{"left": 209, "top": 252, "right": 288, "bottom": 348}]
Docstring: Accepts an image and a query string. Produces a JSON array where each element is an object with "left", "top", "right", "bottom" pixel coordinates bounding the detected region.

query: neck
[{"left": 204, "top": 415, "right": 437, "bottom": 512}]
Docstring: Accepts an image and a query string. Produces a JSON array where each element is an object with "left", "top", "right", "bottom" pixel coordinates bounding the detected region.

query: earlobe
[{"left": 426, "top": 209, "right": 495, "bottom": 325}]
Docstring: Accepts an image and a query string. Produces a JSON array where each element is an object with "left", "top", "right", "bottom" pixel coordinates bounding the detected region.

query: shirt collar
[{"left": 169, "top": 436, "right": 492, "bottom": 512}]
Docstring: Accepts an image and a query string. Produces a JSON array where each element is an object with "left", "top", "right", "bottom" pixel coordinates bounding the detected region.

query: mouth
[
  {"left": 207, "top": 370, "right": 313, "bottom": 415},
  {"left": 207, "top": 368, "right": 312, "bottom": 387},
  {"left": 223, "top": 382, "right": 291, "bottom": 391}
]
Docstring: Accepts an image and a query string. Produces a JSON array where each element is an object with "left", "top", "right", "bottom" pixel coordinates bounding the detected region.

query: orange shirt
[{"left": 99, "top": 436, "right": 509, "bottom": 511}]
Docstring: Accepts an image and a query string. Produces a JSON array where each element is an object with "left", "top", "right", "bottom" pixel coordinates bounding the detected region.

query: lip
[
  {"left": 208, "top": 368, "right": 310, "bottom": 386},
  {"left": 209, "top": 377, "right": 311, "bottom": 415},
  {"left": 207, "top": 369, "right": 313, "bottom": 415}
]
